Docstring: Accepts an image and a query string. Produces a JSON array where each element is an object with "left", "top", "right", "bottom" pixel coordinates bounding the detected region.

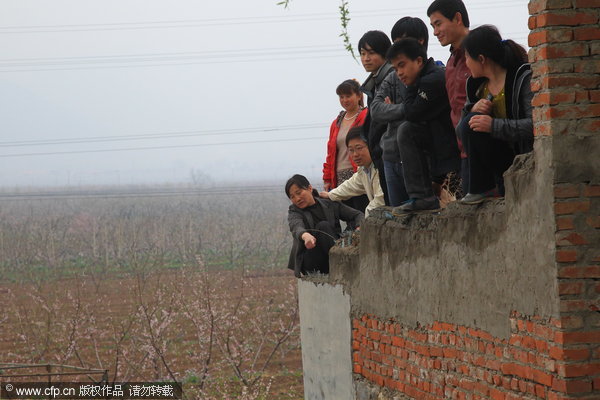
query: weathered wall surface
[
  {"left": 329, "top": 138, "right": 557, "bottom": 340},
  {"left": 298, "top": 280, "right": 355, "bottom": 400}
]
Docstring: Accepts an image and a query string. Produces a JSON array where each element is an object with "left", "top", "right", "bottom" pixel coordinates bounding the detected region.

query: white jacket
[{"left": 328, "top": 163, "right": 384, "bottom": 217}]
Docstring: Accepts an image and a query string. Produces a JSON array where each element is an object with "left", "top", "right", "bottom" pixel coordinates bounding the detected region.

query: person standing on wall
[
  {"left": 427, "top": 0, "right": 471, "bottom": 197},
  {"left": 322, "top": 79, "right": 370, "bottom": 213},
  {"left": 357, "top": 31, "right": 394, "bottom": 206}
]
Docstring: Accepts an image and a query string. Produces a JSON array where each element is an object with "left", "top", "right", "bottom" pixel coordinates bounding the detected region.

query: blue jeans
[{"left": 383, "top": 160, "right": 409, "bottom": 207}]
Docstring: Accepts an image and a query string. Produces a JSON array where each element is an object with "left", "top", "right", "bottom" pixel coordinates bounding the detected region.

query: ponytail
[{"left": 463, "top": 25, "right": 527, "bottom": 71}]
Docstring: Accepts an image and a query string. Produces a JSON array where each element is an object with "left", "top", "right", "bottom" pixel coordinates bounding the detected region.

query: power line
[
  {"left": 0, "top": 185, "right": 284, "bottom": 201},
  {"left": 0, "top": 123, "right": 328, "bottom": 148},
  {"left": 0, "top": 45, "right": 346, "bottom": 68},
  {"left": 0, "top": 136, "right": 326, "bottom": 158},
  {"left": 0, "top": 53, "right": 348, "bottom": 73},
  {"left": 0, "top": 2, "right": 528, "bottom": 34}
]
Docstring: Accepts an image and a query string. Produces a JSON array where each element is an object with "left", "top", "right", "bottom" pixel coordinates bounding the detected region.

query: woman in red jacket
[{"left": 322, "top": 79, "right": 369, "bottom": 211}]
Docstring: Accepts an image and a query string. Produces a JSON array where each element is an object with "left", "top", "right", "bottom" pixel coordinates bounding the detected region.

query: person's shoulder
[{"left": 420, "top": 59, "right": 446, "bottom": 85}]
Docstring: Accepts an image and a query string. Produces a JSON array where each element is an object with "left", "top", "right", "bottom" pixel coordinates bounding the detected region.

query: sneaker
[
  {"left": 392, "top": 197, "right": 441, "bottom": 215},
  {"left": 459, "top": 193, "right": 486, "bottom": 205},
  {"left": 458, "top": 190, "right": 498, "bottom": 205}
]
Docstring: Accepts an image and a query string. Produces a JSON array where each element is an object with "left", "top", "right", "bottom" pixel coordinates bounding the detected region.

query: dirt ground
[{"left": 0, "top": 268, "right": 304, "bottom": 399}]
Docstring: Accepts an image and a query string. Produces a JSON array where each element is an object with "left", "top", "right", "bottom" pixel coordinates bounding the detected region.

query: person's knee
[
  {"left": 457, "top": 112, "right": 479, "bottom": 139},
  {"left": 396, "top": 121, "right": 422, "bottom": 146}
]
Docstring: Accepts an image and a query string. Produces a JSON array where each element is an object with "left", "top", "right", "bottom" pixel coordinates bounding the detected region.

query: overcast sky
[{"left": 0, "top": 0, "right": 529, "bottom": 188}]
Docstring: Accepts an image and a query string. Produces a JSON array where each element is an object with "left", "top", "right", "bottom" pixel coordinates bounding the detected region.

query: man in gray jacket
[{"left": 369, "top": 17, "right": 432, "bottom": 207}]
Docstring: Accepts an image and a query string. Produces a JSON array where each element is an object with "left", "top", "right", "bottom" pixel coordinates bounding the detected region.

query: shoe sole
[{"left": 459, "top": 198, "right": 485, "bottom": 205}]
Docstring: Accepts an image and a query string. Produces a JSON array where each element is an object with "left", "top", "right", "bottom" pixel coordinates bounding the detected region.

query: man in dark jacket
[
  {"left": 370, "top": 17, "right": 433, "bottom": 207},
  {"left": 358, "top": 30, "right": 393, "bottom": 205},
  {"left": 387, "top": 38, "right": 460, "bottom": 213}
]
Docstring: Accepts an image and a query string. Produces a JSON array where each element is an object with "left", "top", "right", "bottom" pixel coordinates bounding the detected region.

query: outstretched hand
[
  {"left": 319, "top": 191, "right": 330, "bottom": 199},
  {"left": 301, "top": 232, "right": 317, "bottom": 249}
]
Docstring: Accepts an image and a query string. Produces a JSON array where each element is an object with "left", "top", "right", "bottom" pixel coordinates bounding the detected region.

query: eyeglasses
[{"left": 347, "top": 145, "right": 366, "bottom": 154}]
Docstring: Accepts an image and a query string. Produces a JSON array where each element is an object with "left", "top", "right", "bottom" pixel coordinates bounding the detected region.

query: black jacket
[
  {"left": 462, "top": 63, "right": 533, "bottom": 154},
  {"left": 361, "top": 62, "right": 394, "bottom": 162},
  {"left": 403, "top": 58, "right": 461, "bottom": 176},
  {"left": 287, "top": 195, "right": 363, "bottom": 277}
]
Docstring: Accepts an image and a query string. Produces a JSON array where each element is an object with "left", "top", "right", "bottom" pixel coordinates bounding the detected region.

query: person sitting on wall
[
  {"left": 286, "top": 174, "right": 364, "bottom": 277},
  {"left": 319, "top": 126, "right": 384, "bottom": 218},
  {"left": 370, "top": 16, "right": 436, "bottom": 207},
  {"left": 457, "top": 25, "right": 532, "bottom": 205},
  {"left": 386, "top": 38, "right": 460, "bottom": 214}
]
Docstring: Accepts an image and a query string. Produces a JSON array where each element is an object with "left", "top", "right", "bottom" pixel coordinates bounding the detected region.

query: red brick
[
  {"left": 533, "top": 91, "right": 576, "bottom": 107},
  {"left": 529, "top": 16, "right": 538, "bottom": 30},
  {"left": 539, "top": 42, "right": 589, "bottom": 59},
  {"left": 544, "top": 74, "right": 600, "bottom": 89},
  {"left": 556, "top": 250, "right": 578, "bottom": 262},
  {"left": 556, "top": 217, "right": 575, "bottom": 230},
  {"left": 559, "top": 331, "right": 600, "bottom": 344},
  {"left": 575, "top": 27, "right": 600, "bottom": 40},
  {"left": 590, "top": 90, "right": 600, "bottom": 103},
  {"left": 558, "top": 266, "right": 600, "bottom": 279},
  {"left": 548, "top": 104, "right": 600, "bottom": 119},
  {"left": 557, "top": 232, "right": 589, "bottom": 246},
  {"left": 552, "top": 377, "right": 593, "bottom": 393},
  {"left": 559, "top": 281, "right": 585, "bottom": 295},
  {"left": 551, "top": 346, "right": 591, "bottom": 361},
  {"left": 560, "top": 299, "right": 591, "bottom": 312},
  {"left": 584, "top": 185, "right": 600, "bottom": 197},
  {"left": 529, "top": 0, "right": 574, "bottom": 13},
  {"left": 558, "top": 361, "right": 600, "bottom": 377},
  {"left": 555, "top": 201, "right": 591, "bottom": 215},
  {"left": 575, "top": 0, "right": 600, "bottom": 6},
  {"left": 537, "top": 11, "right": 598, "bottom": 27}
]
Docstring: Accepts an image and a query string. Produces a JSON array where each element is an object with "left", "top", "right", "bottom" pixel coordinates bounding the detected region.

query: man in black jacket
[{"left": 387, "top": 38, "right": 460, "bottom": 213}]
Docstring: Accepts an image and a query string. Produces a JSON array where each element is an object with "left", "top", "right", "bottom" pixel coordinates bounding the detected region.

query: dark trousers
[
  {"left": 459, "top": 112, "right": 515, "bottom": 195},
  {"left": 342, "top": 195, "right": 369, "bottom": 214},
  {"left": 373, "top": 158, "right": 390, "bottom": 206},
  {"left": 383, "top": 160, "right": 409, "bottom": 206},
  {"left": 301, "top": 221, "right": 337, "bottom": 275},
  {"left": 460, "top": 157, "right": 469, "bottom": 197},
  {"left": 397, "top": 121, "right": 434, "bottom": 199}
]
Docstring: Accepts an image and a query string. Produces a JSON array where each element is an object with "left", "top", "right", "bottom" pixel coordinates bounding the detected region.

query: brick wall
[
  {"left": 350, "top": 0, "right": 600, "bottom": 398},
  {"left": 352, "top": 313, "right": 600, "bottom": 399}
]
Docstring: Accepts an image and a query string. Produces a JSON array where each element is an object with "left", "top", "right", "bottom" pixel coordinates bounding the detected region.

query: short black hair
[
  {"left": 345, "top": 126, "right": 367, "bottom": 147},
  {"left": 386, "top": 37, "right": 428, "bottom": 63},
  {"left": 390, "top": 17, "right": 429, "bottom": 50},
  {"left": 427, "top": 0, "right": 470, "bottom": 28},
  {"left": 358, "top": 30, "right": 392, "bottom": 59}
]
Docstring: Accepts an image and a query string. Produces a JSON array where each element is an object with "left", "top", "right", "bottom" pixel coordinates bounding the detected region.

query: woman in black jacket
[
  {"left": 285, "top": 174, "right": 363, "bottom": 277},
  {"left": 457, "top": 25, "right": 533, "bottom": 205}
]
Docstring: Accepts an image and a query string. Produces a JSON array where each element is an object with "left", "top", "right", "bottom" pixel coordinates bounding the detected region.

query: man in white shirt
[{"left": 319, "top": 126, "right": 385, "bottom": 217}]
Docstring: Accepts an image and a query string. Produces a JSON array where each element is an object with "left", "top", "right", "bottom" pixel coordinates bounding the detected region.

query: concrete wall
[
  {"left": 329, "top": 138, "right": 558, "bottom": 340},
  {"left": 298, "top": 280, "right": 355, "bottom": 400}
]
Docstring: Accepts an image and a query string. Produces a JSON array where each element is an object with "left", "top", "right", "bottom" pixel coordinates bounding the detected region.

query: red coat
[{"left": 322, "top": 108, "right": 368, "bottom": 188}]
